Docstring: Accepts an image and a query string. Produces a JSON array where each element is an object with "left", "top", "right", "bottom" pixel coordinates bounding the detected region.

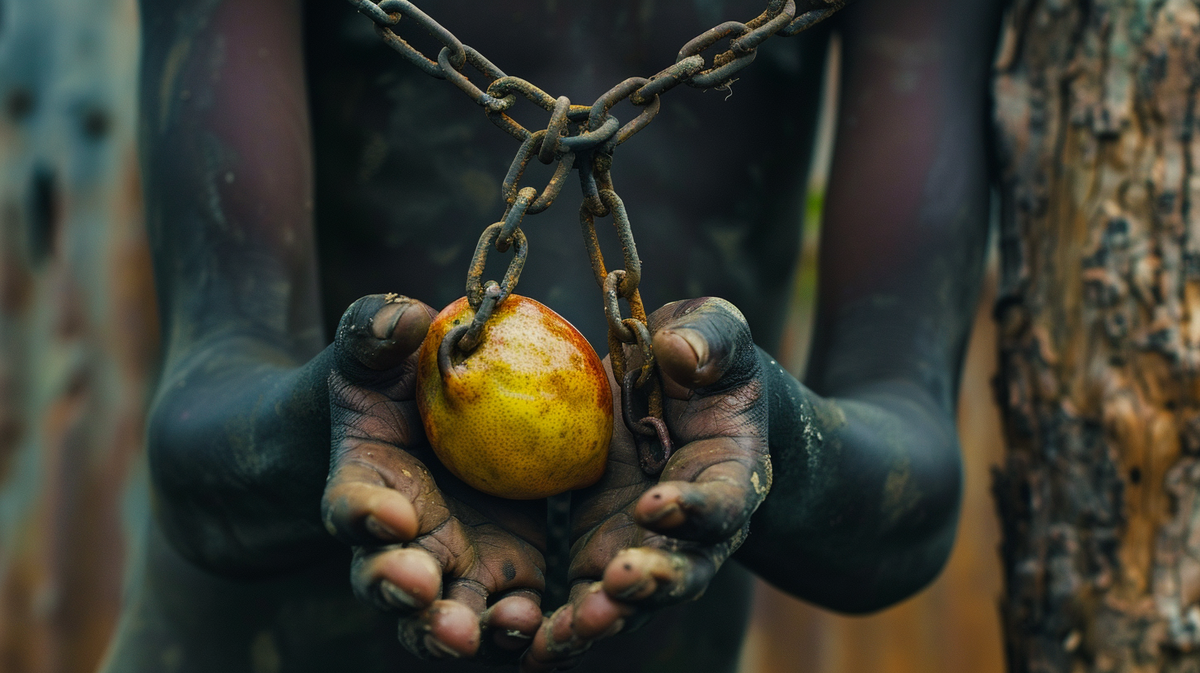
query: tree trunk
[{"left": 993, "top": 0, "right": 1200, "bottom": 671}]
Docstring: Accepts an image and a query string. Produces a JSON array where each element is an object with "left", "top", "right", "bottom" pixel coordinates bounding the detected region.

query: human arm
[
  {"left": 139, "top": 0, "right": 334, "bottom": 574},
  {"left": 140, "top": 0, "right": 547, "bottom": 656},
  {"left": 521, "top": 0, "right": 1004, "bottom": 663},
  {"left": 736, "top": 0, "right": 1004, "bottom": 610},
  {"left": 570, "top": 0, "right": 1007, "bottom": 614}
]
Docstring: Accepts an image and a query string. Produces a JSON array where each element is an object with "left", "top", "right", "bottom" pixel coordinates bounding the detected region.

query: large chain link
[{"left": 346, "top": 0, "right": 844, "bottom": 474}]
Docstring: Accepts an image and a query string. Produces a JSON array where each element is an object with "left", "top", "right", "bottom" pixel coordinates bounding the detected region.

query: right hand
[
  {"left": 521, "top": 297, "right": 772, "bottom": 671},
  {"left": 321, "top": 294, "right": 548, "bottom": 662}
]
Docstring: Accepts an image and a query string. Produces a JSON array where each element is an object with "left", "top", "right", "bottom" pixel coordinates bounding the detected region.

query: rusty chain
[{"left": 346, "top": 0, "right": 844, "bottom": 474}]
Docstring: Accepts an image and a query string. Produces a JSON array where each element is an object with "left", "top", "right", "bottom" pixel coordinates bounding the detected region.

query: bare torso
[
  {"left": 304, "top": 0, "right": 829, "bottom": 348},
  {"left": 104, "top": 1, "right": 829, "bottom": 670}
]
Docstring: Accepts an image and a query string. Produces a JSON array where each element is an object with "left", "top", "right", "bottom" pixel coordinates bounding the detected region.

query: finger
[
  {"left": 568, "top": 582, "right": 631, "bottom": 640},
  {"left": 633, "top": 443, "right": 771, "bottom": 543},
  {"left": 398, "top": 516, "right": 546, "bottom": 661},
  {"left": 410, "top": 587, "right": 542, "bottom": 661},
  {"left": 322, "top": 459, "right": 420, "bottom": 544},
  {"left": 351, "top": 545, "right": 442, "bottom": 613},
  {"left": 465, "top": 535, "right": 545, "bottom": 652},
  {"left": 649, "top": 297, "right": 758, "bottom": 397},
  {"left": 395, "top": 578, "right": 489, "bottom": 660},
  {"left": 601, "top": 545, "right": 725, "bottom": 607},
  {"left": 522, "top": 583, "right": 632, "bottom": 672},
  {"left": 483, "top": 591, "right": 543, "bottom": 650},
  {"left": 525, "top": 529, "right": 737, "bottom": 668},
  {"left": 523, "top": 604, "right": 582, "bottom": 672},
  {"left": 333, "top": 293, "right": 436, "bottom": 386},
  {"left": 400, "top": 574, "right": 544, "bottom": 660},
  {"left": 397, "top": 599, "right": 481, "bottom": 660},
  {"left": 436, "top": 588, "right": 542, "bottom": 662}
]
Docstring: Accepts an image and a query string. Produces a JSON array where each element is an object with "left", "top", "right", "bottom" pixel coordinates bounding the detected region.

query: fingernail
[
  {"left": 614, "top": 577, "right": 655, "bottom": 601},
  {"left": 673, "top": 328, "right": 709, "bottom": 369},
  {"left": 424, "top": 635, "right": 463, "bottom": 659},
  {"left": 365, "top": 515, "right": 401, "bottom": 541},
  {"left": 547, "top": 607, "right": 575, "bottom": 647},
  {"left": 371, "top": 301, "right": 409, "bottom": 340},
  {"left": 642, "top": 502, "right": 683, "bottom": 527},
  {"left": 380, "top": 580, "right": 421, "bottom": 610}
]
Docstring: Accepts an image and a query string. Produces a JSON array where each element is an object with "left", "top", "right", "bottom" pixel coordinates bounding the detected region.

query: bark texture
[{"left": 994, "top": 0, "right": 1200, "bottom": 670}]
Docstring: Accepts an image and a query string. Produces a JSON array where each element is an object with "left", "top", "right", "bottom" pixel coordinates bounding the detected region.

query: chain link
[
  {"left": 466, "top": 223, "right": 526, "bottom": 309},
  {"left": 502, "top": 130, "right": 575, "bottom": 215},
  {"left": 347, "top": 0, "right": 844, "bottom": 472}
]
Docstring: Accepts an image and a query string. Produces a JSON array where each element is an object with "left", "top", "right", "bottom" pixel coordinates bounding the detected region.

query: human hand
[
  {"left": 321, "top": 294, "right": 548, "bottom": 662},
  {"left": 522, "top": 297, "right": 771, "bottom": 671}
]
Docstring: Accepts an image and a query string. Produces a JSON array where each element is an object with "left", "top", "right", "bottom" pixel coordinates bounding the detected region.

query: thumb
[
  {"left": 649, "top": 297, "right": 759, "bottom": 397},
  {"left": 333, "top": 294, "right": 436, "bottom": 386}
]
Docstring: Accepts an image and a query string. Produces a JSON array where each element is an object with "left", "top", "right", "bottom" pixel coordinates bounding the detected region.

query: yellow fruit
[{"left": 415, "top": 295, "right": 612, "bottom": 499}]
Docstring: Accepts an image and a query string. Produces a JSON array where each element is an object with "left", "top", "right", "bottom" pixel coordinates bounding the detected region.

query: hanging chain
[{"left": 346, "top": 0, "right": 844, "bottom": 473}]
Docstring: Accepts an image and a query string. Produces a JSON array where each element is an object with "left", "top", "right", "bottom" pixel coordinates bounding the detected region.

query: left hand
[{"left": 522, "top": 297, "right": 772, "bottom": 672}]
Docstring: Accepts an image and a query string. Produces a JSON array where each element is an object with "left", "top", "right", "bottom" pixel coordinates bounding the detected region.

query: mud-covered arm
[
  {"left": 735, "top": 0, "right": 1003, "bottom": 612},
  {"left": 139, "top": 0, "right": 340, "bottom": 574}
]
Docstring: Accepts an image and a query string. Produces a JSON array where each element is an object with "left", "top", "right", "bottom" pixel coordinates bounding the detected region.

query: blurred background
[{"left": 0, "top": 1, "right": 1006, "bottom": 671}]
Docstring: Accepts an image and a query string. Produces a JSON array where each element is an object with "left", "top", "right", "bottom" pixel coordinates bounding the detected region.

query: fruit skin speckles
[{"left": 416, "top": 295, "right": 612, "bottom": 500}]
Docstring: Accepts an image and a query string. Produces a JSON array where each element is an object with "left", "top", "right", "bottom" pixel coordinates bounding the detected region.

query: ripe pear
[{"left": 415, "top": 295, "right": 612, "bottom": 499}]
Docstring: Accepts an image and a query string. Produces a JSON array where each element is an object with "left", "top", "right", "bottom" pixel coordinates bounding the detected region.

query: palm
[
  {"left": 523, "top": 298, "right": 771, "bottom": 671},
  {"left": 570, "top": 351, "right": 764, "bottom": 598},
  {"left": 332, "top": 372, "right": 548, "bottom": 574},
  {"left": 568, "top": 369, "right": 662, "bottom": 588},
  {"left": 322, "top": 295, "right": 547, "bottom": 660}
]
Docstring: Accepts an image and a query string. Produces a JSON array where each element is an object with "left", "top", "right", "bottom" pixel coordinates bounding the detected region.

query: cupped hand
[
  {"left": 522, "top": 297, "right": 772, "bottom": 672},
  {"left": 321, "top": 294, "right": 548, "bottom": 662}
]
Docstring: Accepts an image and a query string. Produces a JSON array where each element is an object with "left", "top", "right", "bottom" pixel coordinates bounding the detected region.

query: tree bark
[{"left": 994, "top": 0, "right": 1200, "bottom": 670}]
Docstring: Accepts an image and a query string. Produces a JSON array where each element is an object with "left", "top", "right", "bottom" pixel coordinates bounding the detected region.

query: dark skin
[{"left": 104, "top": 0, "right": 1002, "bottom": 670}]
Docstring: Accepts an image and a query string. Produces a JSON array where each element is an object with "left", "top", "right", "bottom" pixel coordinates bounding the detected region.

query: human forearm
[
  {"left": 734, "top": 0, "right": 1005, "bottom": 611},
  {"left": 148, "top": 341, "right": 337, "bottom": 575},
  {"left": 147, "top": 292, "right": 438, "bottom": 575},
  {"left": 140, "top": 0, "right": 320, "bottom": 345},
  {"left": 738, "top": 351, "right": 962, "bottom": 612},
  {"left": 139, "top": 0, "right": 329, "bottom": 572}
]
